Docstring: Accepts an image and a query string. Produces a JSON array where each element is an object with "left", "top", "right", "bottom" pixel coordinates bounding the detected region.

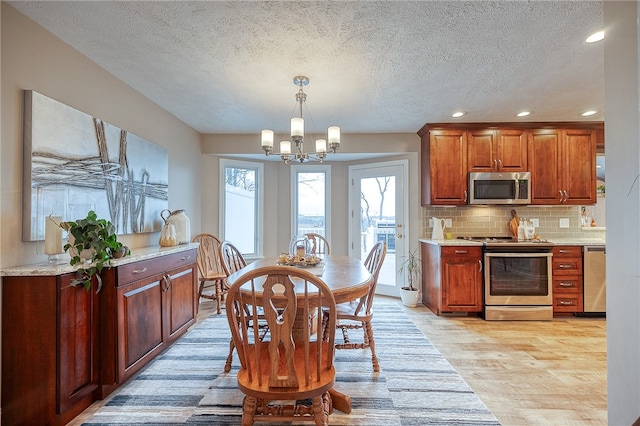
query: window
[
  {"left": 220, "top": 159, "right": 263, "bottom": 256},
  {"left": 291, "top": 165, "right": 330, "bottom": 240}
]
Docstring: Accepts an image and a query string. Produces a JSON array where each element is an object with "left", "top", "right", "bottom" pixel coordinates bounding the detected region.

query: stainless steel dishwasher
[{"left": 583, "top": 246, "right": 606, "bottom": 314}]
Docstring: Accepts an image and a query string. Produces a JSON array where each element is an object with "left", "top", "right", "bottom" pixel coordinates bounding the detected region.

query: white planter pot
[
  {"left": 400, "top": 287, "right": 420, "bottom": 307},
  {"left": 67, "top": 235, "right": 95, "bottom": 261}
]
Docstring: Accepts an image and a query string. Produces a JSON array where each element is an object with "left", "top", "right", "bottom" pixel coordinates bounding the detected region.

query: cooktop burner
[{"left": 457, "top": 236, "right": 554, "bottom": 248}]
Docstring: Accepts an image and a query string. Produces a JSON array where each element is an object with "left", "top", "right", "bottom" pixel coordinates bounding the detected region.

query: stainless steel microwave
[{"left": 468, "top": 172, "right": 531, "bottom": 205}]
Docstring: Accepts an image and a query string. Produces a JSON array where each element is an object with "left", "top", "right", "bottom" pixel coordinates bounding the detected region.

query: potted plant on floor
[
  {"left": 398, "top": 248, "right": 421, "bottom": 307},
  {"left": 59, "top": 210, "right": 129, "bottom": 291}
]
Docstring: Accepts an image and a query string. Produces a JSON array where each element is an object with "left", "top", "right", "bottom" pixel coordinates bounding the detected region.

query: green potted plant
[
  {"left": 58, "top": 210, "right": 129, "bottom": 291},
  {"left": 398, "top": 248, "right": 421, "bottom": 307}
]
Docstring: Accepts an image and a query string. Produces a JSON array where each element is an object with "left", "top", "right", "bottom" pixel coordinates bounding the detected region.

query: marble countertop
[
  {"left": 0, "top": 243, "right": 199, "bottom": 277},
  {"left": 419, "top": 238, "right": 605, "bottom": 247}
]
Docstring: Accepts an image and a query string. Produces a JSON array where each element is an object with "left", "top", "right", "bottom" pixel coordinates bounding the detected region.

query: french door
[{"left": 349, "top": 160, "right": 408, "bottom": 296}]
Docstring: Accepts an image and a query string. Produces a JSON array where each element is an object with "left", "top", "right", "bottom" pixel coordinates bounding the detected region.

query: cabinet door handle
[
  {"left": 558, "top": 249, "right": 571, "bottom": 253},
  {"left": 454, "top": 250, "right": 468, "bottom": 254},
  {"left": 464, "top": 190, "right": 467, "bottom": 202},
  {"left": 181, "top": 255, "right": 191, "bottom": 261},
  {"left": 559, "top": 282, "right": 575, "bottom": 287},
  {"left": 478, "top": 259, "right": 483, "bottom": 272},
  {"left": 559, "top": 300, "right": 573, "bottom": 305},
  {"left": 496, "top": 159, "right": 502, "bottom": 170},
  {"left": 558, "top": 264, "right": 573, "bottom": 269},
  {"left": 132, "top": 267, "right": 148, "bottom": 274},
  {"left": 493, "top": 159, "right": 498, "bottom": 170}
]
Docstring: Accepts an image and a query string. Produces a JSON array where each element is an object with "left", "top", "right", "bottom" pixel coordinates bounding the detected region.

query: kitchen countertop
[
  {"left": 419, "top": 238, "right": 606, "bottom": 247},
  {"left": 0, "top": 243, "right": 199, "bottom": 276}
]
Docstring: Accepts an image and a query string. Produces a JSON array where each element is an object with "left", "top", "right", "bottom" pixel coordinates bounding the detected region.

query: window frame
[
  {"left": 290, "top": 164, "right": 331, "bottom": 241},
  {"left": 219, "top": 158, "right": 264, "bottom": 257}
]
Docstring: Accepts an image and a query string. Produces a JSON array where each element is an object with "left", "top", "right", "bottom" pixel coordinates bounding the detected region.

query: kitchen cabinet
[
  {"left": 467, "top": 128, "right": 528, "bottom": 172},
  {"left": 422, "top": 242, "right": 483, "bottom": 314},
  {"left": 421, "top": 129, "right": 468, "bottom": 205},
  {"left": 552, "top": 245, "right": 584, "bottom": 314},
  {"left": 418, "top": 122, "right": 602, "bottom": 206},
  {"left": 2, "top": 273, "right": 100, "bottom": 425},
  {"left": 528, "top": 129, "right": 597, "bottom": 205}
]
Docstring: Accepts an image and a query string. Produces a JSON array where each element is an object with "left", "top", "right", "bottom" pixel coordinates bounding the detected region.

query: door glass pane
[
  {"left": 224, "top": 166, "right": 257, "bottom": 254},
  {"left": 360, "top": 176, "right": 395, "bottom": 285},
  {"left": 295, "top": 172, "right": 326, "bottom": 237}
]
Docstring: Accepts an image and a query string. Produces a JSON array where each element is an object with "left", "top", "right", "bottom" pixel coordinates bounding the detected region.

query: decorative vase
[{"left": 400, "top": 287, "right": 420, "bottom": 307}]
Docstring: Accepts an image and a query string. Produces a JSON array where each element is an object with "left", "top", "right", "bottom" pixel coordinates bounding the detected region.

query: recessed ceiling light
[
  {"left": 581, "top": 110, "right": 598, "bottom": 117},
  {"left": 586, "top": 30, "right": 604, "bottom": 43},
  {"left": 452, "top": 111, "right": 465, "bottom": 118},
  {"left": 516, "top": 111, "right": 531, "bottom": 117}
]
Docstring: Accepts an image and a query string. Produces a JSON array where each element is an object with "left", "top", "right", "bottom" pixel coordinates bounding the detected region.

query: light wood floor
[{"left": 397, "top": 297, "right": 607, "bottom": 425}]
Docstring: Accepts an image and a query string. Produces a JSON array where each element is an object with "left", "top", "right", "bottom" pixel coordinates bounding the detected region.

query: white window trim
[
  {"left": 219, "top": 158, "right": 264, "bottom": 257},
  {"left": 290, "top": 164, "right": 331, "bottom": 241}
]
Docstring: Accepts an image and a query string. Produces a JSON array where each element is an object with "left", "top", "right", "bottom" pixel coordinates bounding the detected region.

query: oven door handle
[{"left": 484, "top": 252, "right": 553, "bottom": 258}]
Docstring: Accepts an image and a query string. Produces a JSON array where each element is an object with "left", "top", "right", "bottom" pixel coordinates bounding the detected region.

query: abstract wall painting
[{"left": 23, "top": 90, "right": 168, "bottom": 241}]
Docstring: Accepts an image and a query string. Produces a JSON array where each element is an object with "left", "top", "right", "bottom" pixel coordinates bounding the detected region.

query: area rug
[{"left": 79, "top": 302, "right": 500, "bottom": 425}]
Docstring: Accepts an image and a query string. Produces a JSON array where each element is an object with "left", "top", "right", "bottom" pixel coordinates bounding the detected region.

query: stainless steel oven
[{"left": 484, "top": 246, "right": 553, "bottom": 320}]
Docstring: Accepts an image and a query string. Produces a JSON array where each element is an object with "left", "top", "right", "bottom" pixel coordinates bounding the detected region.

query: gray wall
[{"left": 0, "top": 2, "right": 203, "bottom": 270}]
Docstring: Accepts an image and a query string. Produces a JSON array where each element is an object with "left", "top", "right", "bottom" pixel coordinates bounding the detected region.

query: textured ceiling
[{"left": 9, "top": 1, "right": 604, "bottom": 136}]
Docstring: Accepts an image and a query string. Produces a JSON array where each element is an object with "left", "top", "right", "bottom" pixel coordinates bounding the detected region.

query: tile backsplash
[{"left": 422, "top": 205, "right": 606, "bottom": 240}]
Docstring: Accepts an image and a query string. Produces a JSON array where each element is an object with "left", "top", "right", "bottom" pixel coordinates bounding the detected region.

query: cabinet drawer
[
  {"left": 552, "top": 258, "right": 583, "bottom": 275},
  {"left": 553, "top": 277, "right": 583, "bottom": 293},
  {"left": 117, "top": 249, "right": 196, "bottom": 284},
  {"left": 553, "top": 246, "right": 582, "bottom": 257},
  {"left": 441, "top": 246, "right": 482, "bottom": 258},
  {"left": 553, "top": 295, "right": 583, "bottom": 312}
]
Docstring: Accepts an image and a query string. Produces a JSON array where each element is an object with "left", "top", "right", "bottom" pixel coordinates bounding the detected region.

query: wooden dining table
[{"left": 225, "top": 254, "right": 374, "bottom": 414}]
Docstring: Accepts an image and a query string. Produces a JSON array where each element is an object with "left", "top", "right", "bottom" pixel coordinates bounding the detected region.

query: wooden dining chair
[
  {"left": 305, "top": 233, "right": 330, "bottom": 257},
  {"left": 219, "top": 240, "right": 250, "bottom": 372},
  {"left": 333, "top": 241, "right": 386, "bottom": 372},
  {"left": 191, "top": 233, "right": 228, "bottom": 314},
  {"left": 225, "top": 265, "right": 337, "bottom": 426}
]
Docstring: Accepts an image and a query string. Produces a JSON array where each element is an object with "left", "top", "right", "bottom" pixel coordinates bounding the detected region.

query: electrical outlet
[
  {"left": 445, "top": 218, "right": 452, "bottom": 227},
  {"left": 559, "top": 218, "right": 570, "bottom": 228},
  {"left": 530, "top": 218, "right": 539, "bottom": 227}
]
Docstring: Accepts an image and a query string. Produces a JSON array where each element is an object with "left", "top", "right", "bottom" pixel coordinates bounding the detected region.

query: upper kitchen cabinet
[
  {"left": 421, "top": 129, "right": 468, "bottom": 205},
  {"left": 529, "top": 128, "right": 597, "bottom": 205},
  {"left": 468, "top": 129, "right": 528, "bottom": 172}
]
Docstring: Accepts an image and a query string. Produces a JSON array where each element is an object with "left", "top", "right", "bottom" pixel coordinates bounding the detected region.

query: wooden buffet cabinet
[
  {"left": 419, "top": 122, "right": 602, "bottom": 206},
  {"left": 1, "top": 245, "right": 198, "bottom": 425},
  {"left": 421, "top": 242, "right": 483, "bottom": 315}
]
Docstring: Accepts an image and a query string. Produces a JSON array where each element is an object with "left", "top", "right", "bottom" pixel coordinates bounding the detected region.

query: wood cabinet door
[
  {"left": 441, "top": 248, "right": 483, "bottom": 312},
  {"left": 496, "top": 129, "right": 528, "bottom": 171},
  {"left": 529, "top": 129, "right": 562, "bottom": 204},
  {"left": 562, "top": 129, "right": 596, "bottom": 204},
  {"left": 428, "top": 129, "right": 468, "bottom": 205},
  {"left": 58, "top": 274, "right": 100, "bottom": 415},
  {"left": 467, "top": 129, "right": 497, "bottom": 172},
  {"left": 116, "top": 274, "right": 165, "bottom": 382},
  {"left": 165, "top": 265, "right": 197, "bottom": 340}
]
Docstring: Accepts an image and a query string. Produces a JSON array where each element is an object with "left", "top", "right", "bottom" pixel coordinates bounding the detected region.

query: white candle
[{"left": 45, "top": 216, "right": 62, "bottom": 255}]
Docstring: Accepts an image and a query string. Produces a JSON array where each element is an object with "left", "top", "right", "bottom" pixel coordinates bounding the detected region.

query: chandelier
[{"left": 261, "top": 75, "right": 340, "bottom": 164}]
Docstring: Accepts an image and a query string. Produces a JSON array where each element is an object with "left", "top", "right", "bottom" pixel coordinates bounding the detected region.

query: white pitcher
[{"left": 431, "top": 217, "right": 446, "bottom": 240}]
